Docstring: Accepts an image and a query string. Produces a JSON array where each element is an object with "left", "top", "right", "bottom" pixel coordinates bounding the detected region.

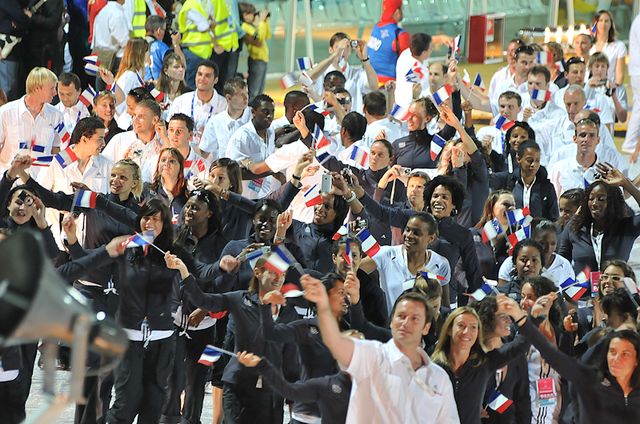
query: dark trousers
[
  {"left": 212, "top": 49, "right": 240, "bottom": 93},
  {"left": 0, "top": 344, "right": 38, "bottom": 424},
  {"left": 162, "top": 326, "right": 214, "bottom": 424},
  {"left": 106, "top": 336, "right": 175, "bottom": 424},
  {"left": 74, "top": 285, "right": 117, "bottom": 424},
  {"left": 222, "top": 382, "right": 283, "bottom": 424}
]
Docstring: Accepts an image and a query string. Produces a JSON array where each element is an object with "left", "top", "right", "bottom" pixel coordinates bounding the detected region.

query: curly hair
[
  {"left": 423, "top": 175, "right": 466, "bottom": 215},
  {"left": 571, "top": 181, "right": 628, "bottom": 234},
  {"left": 471, "top": 296, "right": 499, "bottom": 337}
]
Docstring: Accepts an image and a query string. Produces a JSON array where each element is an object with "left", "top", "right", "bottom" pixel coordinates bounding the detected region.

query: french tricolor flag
[
  {"left": 54, "top": 146, "right": 78, "bottom": 168},
  {"left": 536, "top": 51, "right": 554, "bottom": 65},
  {"left": 313, "top": 125, "right": 332, "bottom": 164},
  {"left": 495, "top": 115, "right": 515, "bottom": 132},
  {"left": 281, "top": 72, "right": 297, "bottom": 89},
  {"left": 125, "top": 231, "right": 155, "bottom": 249},
  {"left": 430, "top": 134, "right": 446, "bottom": 161},
  {"left": 506, "top": 207, "right": 531, "bottom": 227},
  {"left": 54, "top": 121, "right": 71, "bottom": 146},
  {"left": 303, "top": 183, "right": 323, "bottom": 207},
  {"left": 31, "top": 156, "right": 54, "bottom": 167},
  {"left": 356, "top": 228, "right": 380, "bottom": 258},
  {"left": 343, "top": 237, "right": 352, "bottom": 266},
  {"left": 264, "top": 245, "right": 294, "bottom": 275},
  {"left": 83, "top": 55, "right": 100, "bottom": 76},
  {"left": 79, "top": 86, "right": 97, "bottom": 108},
  {"left": 531, "top": 89, "right": 551, "bottom": 102},
  {"left": 469, "top": 283, "right": 496, "bottom": 302},
  {"left": 198, "top": 345, "right": 224, "bottom": 366},
  {"left": 296, "top": 56, "right": 313, "bottom": 70},
  {"left": 150, "top": 87, "right": 165, "bottom": 103},
  {"left": 308, "top": 103, "right": 331, "bottom": 117},
  {"left": 349, "top": 146, "right": 369, "bottom": 168},
  {"left": 405, "top": 65, "right": 424, "bottom": 83},
  {"left": 419, "top": 271, "right": 446, "bottom": 282},
  {"left": 481, "top": 218, "right": 503, "bottom": 244},
  {"left": 488, "top": 390, "right": 513, "bottom": 413},
  {"left": 560, "top": 276, "right": 589, "bottom": 301},
  {"left": 332, "top": 223, "right": 348, "bottom": 241},
  {"left": 390, "top": 103, "right": 412, "bottom": 121},
  {"left": 432, "top": 84, "right": 454, "bottom": 106},
  {"left": 591, "top": 22, "right": 597, "bottom": 35},
  {"left": 507, "top": 226, "right": 531, "bottom": 252},
  {"left": 185, "top": 158, "right": 206, "bottom": 173},
  {"left": 74, "top": 190, "right": 97, "bottom": 208}
]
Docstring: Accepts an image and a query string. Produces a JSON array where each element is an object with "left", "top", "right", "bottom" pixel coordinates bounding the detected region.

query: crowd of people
[{"left": 1, "top": 0, "right": 640, "bottom": 423}]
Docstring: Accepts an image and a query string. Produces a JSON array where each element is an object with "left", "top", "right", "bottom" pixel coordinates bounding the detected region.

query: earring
[{"left": 451, "top": 208, "right": 457, "bottom": 216}]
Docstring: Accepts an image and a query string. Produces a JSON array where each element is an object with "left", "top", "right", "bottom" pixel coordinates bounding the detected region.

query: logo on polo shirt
[
  {"left": 331, "top": 384, "right": 343, "bottom": 394},
  {"left": 309, "top": 326, "right": 319, "bottom": 335}
]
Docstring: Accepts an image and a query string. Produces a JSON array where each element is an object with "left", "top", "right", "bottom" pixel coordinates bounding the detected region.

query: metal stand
[{"left": 26, "top": 314, "right": 92, "bottom": 424}]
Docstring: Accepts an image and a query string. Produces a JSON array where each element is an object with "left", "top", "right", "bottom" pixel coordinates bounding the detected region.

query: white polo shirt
[
  {"left": 490, "top": 75, "right": 528, "bottom": 116},
  {"left": 168, "top": 90, "right": 228, "bottom": 142},
  {"left": 548, "top": 155, "right": 601, "bottom": 199},
  {"left": 92, "top": 1, "right": 129, "bottom": 58},
  {"left": 312, "top": 62, "right": 371, "bottom": 113},
  {"left": 0, "top": 97, "right": 63, "bottom": 177},
  {"left": 345, "top": 338, "right": 459, "bottom": 424},
  {"left": 54, "top": 101, "right": 91, "bottom": 144},
  {"left": 488, "top": 65, "right": 513, "bottom": 103},
  {"left": 101, "top": 130, "right": 163, "bottom": 183},
  {"left": 225, "top": 120, "right": 279, "bottom": 199},
  {"left": 361, "top": 117, "right": 407, "bottom": 147},
  {"left": 372, "top": 244, "right": 451, "bottom": 312},
  {"left": 200, "top": 107, "right": 251, "bottom": 159}
]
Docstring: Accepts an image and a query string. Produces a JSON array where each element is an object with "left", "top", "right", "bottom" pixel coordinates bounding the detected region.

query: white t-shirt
[
  {"left": 629, "top": 15, "right": 640, "bottom": 77},
  {"left": 92, "top": 1, "right": 129, "bottom": 57},
  {"left": 345, "top": 339, "right": 459, "bottom": 424},
  {"left": 488, "top": 65, "right": 513, "bottom": 103},
  {"left": 115, "top": 70, "right": 145, "bottom": 117},
  {"left": 372, "top": 244, "right": 451, "bottom": 312},
  {"left": 498, "top": 253, "right": 575, "bottom": 287},
  {"left": 101, "top": 130, "right": 163, "bottom": 183}
]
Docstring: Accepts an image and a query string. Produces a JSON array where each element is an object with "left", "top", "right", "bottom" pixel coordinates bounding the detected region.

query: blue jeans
[
  {"left": 247, "top": 58, "right": 267, "bottom": 101},
  {"left": 0, "top": 60, "right": 20, "bottom": 101},
  {"left": 184, "top": 49, "right": 207, "bottom": 91}
]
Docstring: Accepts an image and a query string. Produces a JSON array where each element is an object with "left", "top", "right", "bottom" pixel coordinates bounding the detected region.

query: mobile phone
[
  {"left": 320, "top": 174, "right": 333, "bottom": 194},
  {"left": 401, "top": 167, "right": 412, "bottom": 176}
]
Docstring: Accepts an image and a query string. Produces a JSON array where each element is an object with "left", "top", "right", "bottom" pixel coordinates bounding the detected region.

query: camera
[
  {"left": 320, "top": 174, "right": 333, "bottom": 194},
  {"left": 350, "top": 40, "right": 359, "bottom": 49},
  {"left": 401, "top": 167, "right": 412, "bottom": 176}
]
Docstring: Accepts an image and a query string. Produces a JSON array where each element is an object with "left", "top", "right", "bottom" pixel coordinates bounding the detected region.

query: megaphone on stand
[{"left": 0, "top": 230, "right": 128, "bottom": 423}]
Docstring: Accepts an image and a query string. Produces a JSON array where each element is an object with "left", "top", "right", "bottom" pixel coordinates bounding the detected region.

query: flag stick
[
  {"left": 210, "top": 346, "right": 237, "bottom": 358},
  {"left": 69, "top": 190, "right": 80, "bottom": 216}
]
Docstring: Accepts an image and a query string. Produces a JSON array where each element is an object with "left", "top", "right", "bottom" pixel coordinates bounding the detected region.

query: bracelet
[
  {"left": 291, "top": 174, "right": 301, "bottom": 181},
  {"left": 344, "top": 191, "right": 357, "bottom": 203},
  {"left": 361, "top": 57, "right": 370, "bottom": 62},
  {"left": 514, "top": 315, "right": 527, "bottom": 326}
]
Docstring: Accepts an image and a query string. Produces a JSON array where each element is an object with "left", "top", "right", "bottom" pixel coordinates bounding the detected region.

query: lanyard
[
  {"left": 191, "top": 93, "right": 214, "bottom": 126},
  {"left": 136, "top": 71, "right": 145, "bottom": 87}
]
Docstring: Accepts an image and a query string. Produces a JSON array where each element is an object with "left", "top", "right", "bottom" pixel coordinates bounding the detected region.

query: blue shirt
[
  {"left": 367, "top": 22, "right": 404, "bottom": 79},
  {"left": 145, "top": 39, "right": 170, "bottom": 81}
]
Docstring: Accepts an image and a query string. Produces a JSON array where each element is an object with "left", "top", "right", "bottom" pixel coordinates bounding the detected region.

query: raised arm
[{"left": 301, "top": 274, "right": 355, "bottom": 368}]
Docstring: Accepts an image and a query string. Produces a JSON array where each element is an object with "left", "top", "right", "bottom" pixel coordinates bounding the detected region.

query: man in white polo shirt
[{"left": 300, "top": 273, "right": 459, "bottom": 424}]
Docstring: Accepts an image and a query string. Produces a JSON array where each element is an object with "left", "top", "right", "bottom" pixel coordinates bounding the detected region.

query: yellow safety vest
[
  {"left": 211, "top": 0, "right": 239, "bottom": 52},
  {"left": 178, "top": 0, "right": 214, "bottom": 59},
  {"left": 132, "top": 0, "right": 147, "bottom": 38}
]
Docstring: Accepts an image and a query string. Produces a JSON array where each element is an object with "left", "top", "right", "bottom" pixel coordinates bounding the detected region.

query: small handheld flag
[
  {"left": 54, "top": 146, "right": 78, "bottom": 169},
  {"left": 481, "top": 218, "right": 503, "bottom": 244},
  {"left": 473, "top": 72, "right": 484, "bottom": 90},
  {"left": 430, "top": 134, "right": 446, "bottom": 161},
  {"left": 83, "top": 55, "right": 100, "bottom": 76},
  {"left": 296, "top": 56, "right": 313, "bottom": 70},
  {"left": 390, "top": 103, "right": 412, "bottom": 121},
  {"left": 405, "top": 63, "right": 424, "bottom": 83},
  {"left": 450, "top": 34, "right": 462, "bottom": 60},
  {"left": 313, "top": 125, "right": 332, "bottom": 164},
  {"left": 507, "top": 226, "right": 531, "bottom": 253},
  {"left": 307, "top": 103, "right": 331, "bottom": 117},
  {"left": 591, "top": 22, "right": 597, "bottom": 36},
  {"left": 54, "top": 122, "right": 71, "bottom": 146},
  {"left": 125, "top": 231, "right": 155, "bottom": 248},
  {"left": 418, "top": 271, "right": 446, "bottom": 282},
  {"left": 487, "top": 390, "right": 513, "bottom": 414},
  {"left": 332, "top": 223, "right": 348, "bottom": 241},
  {"left": 432, "top": 84, "right": 454, "bottom": 106},
  {"left": 299, "top": 71, "right": 314, "bottom": 87},
  {"left": 303, "top": 184, "right": 323, "bottom": 207},
  {"left": 495, "top": 115, "right": 515, "bottom": 132},
  {"left": 531, "top": 89, "right": 551, "bottom": 102},
  {"left": 150, "top": 87, "right": 165, "bottom": 103},
  {"left": 31, "top": 156, "right": 54, "bottom": 166},
  {"left": 560, "top": 270, "right": 590, "bottom": 301},
  {"left": 281, "top": 72, "right": 297, "bottom": 89},
  {"left": 73, "top": 190, "right": 97, "bottom": 208},
  {"left": 79, "top": 86, "right": 97, "bottom": 108},
  {"left": 356, "top": 228, "right": 381, "bottom": 258},
  {"left": 469, "top": 283, "right": 496, "bottom": 301},
  {"left": 535, "top": 51, "right": 554, "bottom": 65},
  {"left": 198, "top": 345, "right": 234, "bottom": 366},
  {"left": 348, "top": 146, "right": 369, "bottom": 168},
  {"left": 506, "top": 207, "right": 531, "bottom": 227}
]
